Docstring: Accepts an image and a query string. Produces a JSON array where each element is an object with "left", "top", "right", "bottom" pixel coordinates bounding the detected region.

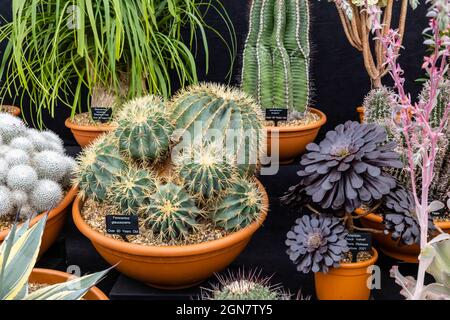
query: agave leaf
[
  {"left": 25, "top": 267, "right": 111, "bottom": 300},
  {"left": 0, "top": 216, "right": 46, "bottom": 300}
]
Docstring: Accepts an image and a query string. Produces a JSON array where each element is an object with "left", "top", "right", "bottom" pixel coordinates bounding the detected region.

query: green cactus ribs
[{"left": 241, "top": 0, "right": 311, "bottom": 116}]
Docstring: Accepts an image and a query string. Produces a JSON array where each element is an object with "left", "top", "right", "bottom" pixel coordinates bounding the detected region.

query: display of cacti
[
  {"left": 170, "top": 83, "right": 265, "bottom": 177},
  {"left": 74, "top": 84, "right": 266, "bottom": 244},
  {"left": 0, "top": 113, "right": 75, "bottom": 219},
  {"left": 241, "top": 0, "right": 310, "bottom": 119}
]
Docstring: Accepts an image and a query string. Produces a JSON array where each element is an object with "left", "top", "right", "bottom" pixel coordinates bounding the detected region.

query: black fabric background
[{"left": 0, "top": 1, "right": 432, "bottom": 299}]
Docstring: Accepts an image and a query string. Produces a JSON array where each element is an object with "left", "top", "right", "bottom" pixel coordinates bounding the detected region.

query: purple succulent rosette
[
  {"left": 283, "top": 121, "right": 403, "bottom": 213},
  {"left": 286, "top": 214, "right": 349, "bottom": 274}
]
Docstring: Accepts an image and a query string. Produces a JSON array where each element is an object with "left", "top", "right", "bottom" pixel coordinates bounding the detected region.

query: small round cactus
[
  {"left": 176, "top": 143, "right": 234, "bottom": 202},
  {"left": 107, "top": 167, "right": 156, "bottom": 215},
  {"left": 0, "top": 159, "right": 8, "bottom": 183},
  {"left": 33, "top": 150, "right": 68, "bottom": 182},
  {"left": 142, "top": 182, "right": 201, "bottom": 241},
  {"left": 30, "top": 179, "right": 63, "bottom": 212},
  {"left": 0, "top": 113, "right": 26, "bottom": 143},
  {"left": 10, "top": 137, "right": 35, "bottom": 153},
  {"left": 114, "top": 96, "right": 173, "bottom": 162},
  {"left": 11, "top": 190, "right": 28, "bottom": 207},
  {"left": 6, "top": 165, "right": 38, "bottom": 191},
  {"left": 74, "top": 134, "right": 127, "bottom": 202},
  {"left": 0, "top": 186, "right": 14, "bottom": 217},
  {"left": 212, "top": 179, "right": 264, "bottom": 231},
  {"left": 26, "top": 129, "right": 51, "bottom": 152},
  {"left": 4, "top": 149, "right": 30, "bottom": 165}
]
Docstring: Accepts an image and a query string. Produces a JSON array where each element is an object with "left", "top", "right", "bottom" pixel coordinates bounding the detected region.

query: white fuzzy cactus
[
  {"left": 4, "top": 149, "right": 30, "bottom": 166},
  {"left": 0, "top": 113, "right": 26, "bottom": 144},
  {"left": 0, "top": 186, "right": 14, "bottom": 217},
  {"left": 0, "top": 159, "right": 8, "bottom": 184},
  {"left": 33, "top": 151, "right": 67, "bottom": 181},
  {"left": 30, "top": 179, "right": 63, "bottom": 212},
  {"left": 10, "top": 137, "right": 35, "bottom": 153},
  {"left": 6, "top": 165, "right": 38, "bottom": 191}
]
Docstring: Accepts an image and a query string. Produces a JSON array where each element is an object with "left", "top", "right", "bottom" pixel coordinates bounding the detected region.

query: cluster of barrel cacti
[
  {"left": 75, "top": 84, "right": 267, "bottom": 242},
  {"left": 241, "top": 0, "right": 310, "bottom": 119},
  {"left": 363, "top": 82, "right": 450, "bottom": 208},
  {"left": 0, "top": 113, "right": 75, "bottom": 218}
]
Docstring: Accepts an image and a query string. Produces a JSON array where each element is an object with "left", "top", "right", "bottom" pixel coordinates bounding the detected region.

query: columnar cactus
[
  {"left": 142, "top": 182, "right": 202, "bottom": 241},
  {"left": 114, "top": 96, "right": 173, "bottom": 162},
  {"left": 170, "top": 83, "right": 265, "bottom": 177},
  {"left": 241, "top": 0, "right": 310, "bottom": 117},
  {"left": 0, "top": 113, "right": 75, "bottom": 218}
]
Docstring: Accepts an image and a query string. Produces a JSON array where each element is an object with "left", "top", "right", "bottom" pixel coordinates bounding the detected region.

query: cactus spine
[{"left": 241, "top": 0, "right": 310, "bottom": 115}]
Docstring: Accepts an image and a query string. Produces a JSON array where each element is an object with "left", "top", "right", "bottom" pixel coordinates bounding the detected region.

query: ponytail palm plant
[{"left": 0, "top": 0, "right": 236, "bottom": 128}]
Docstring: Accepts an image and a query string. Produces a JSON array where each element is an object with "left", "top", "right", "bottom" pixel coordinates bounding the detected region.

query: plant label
[
  {"left": 265, "top": 108, "right": 288, "bottom": 122},
  {"left": 106, "top": 215, "right": 139, "bottom": 235},
  {"left": 346, "top": 232, "right": 372, "bottom": 262},
  {"left": 91, "top": 107, "right": 113, "bottom": 123}
]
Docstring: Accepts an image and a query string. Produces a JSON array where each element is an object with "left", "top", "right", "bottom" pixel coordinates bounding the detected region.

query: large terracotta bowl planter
[
  {"left": 1, "top": 104, "right": 21, "bottom": 116},
  {"left": 266, "top": 108, "right": 327, "bottom": 164},
  {"left": 356, "top": 208, "right": 450, "bottom": 263},
  {"left": 314, "top": 248, "right": 378, "bottom": 300},
  {"left": 73, "top": 181, "right": 269, "bottom": 290},
  {"left": 29, "top": 268, "right": 108, "bottom": 300},
  {"left": 0, "top": 187, "right": 77, "bottom": 257},
  {"left": 65, "top": 117, "right": 115, "bottom": 148}
]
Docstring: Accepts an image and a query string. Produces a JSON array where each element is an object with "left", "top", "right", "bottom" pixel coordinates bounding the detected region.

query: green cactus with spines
[
  {"left": 74, "top": 134, "right": 127, "bottom": 202},
  {"left": 241, "top": 0, "right": 310, "bottom": 116},
  {"left": 170, "top": 83, "right": 265, "bottom": 178},
  {"left": 212, "top": 178, "right": 264, "bottom": 232},
  {"left": 142, "top": 182, "right": 202, "bottom": 241},
  {"left": 175, "top": 142, "right": 235, "bottom": 202},
  {"left": 114, "top": 95, "right": 173, "bottom": 162},
  {"left": 107, "top": 166, "right": 156, "bottom": 215}
]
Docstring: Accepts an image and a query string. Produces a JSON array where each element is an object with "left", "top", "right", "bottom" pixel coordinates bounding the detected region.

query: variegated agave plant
[{"left": 0, "top": 216, "right": 109, "bottom": 300}]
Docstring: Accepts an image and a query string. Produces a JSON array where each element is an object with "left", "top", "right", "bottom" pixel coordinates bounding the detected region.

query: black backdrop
[{"left": 0, "top": 0, "right": 429, "bottom": 144}]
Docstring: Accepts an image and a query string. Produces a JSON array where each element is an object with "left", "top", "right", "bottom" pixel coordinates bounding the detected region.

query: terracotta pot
[
  {"left": 356, "top": 208, "right": 450, "bottom": 263},
  {"left": 356, "top": 106, "right": 365, "bottom": 123},
  {"left": 72, "top": 180, "right": 269, "bottom": 290},
  {"left": 1, "top": 105, "right": 21, "bottom": 116},
  {"left": 65, "top": 117, "right": 115, "bottom": 148},
  {"left": 314, "top": 248, "right": 378, "bottom": 300},
  {"left": 29, "top": 268, "right": 108, "bottom": 300},
  {"left": 266, "top": 107, "right": 327, "bottom": 164},
  {"left": 0, "top": 188, "right": 78, "bottom": 257}
]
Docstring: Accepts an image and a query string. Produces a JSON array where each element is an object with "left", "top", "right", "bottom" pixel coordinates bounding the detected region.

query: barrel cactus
[
  {"left": 74, "top": 134, "right": 127, "bottom": 202},
  {"left": 114, "top": 96, "right": 173, "bottom": 162},
  {"left": 212, "top": 178, "right": 264, "bottom": 232},
  {"left": 0, "top": 113, "right": 74, "bottom": 218},
  {"left": 141, "top": 182, "right": 202, "bottom": 241},
  {"left": 241, "top": 0, "right": 310, "bottom": 118},
  {"left": 170, "top": 83, "right": 265, "bottom": 177}
]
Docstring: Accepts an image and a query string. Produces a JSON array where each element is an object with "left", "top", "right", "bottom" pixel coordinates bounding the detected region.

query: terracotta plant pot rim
[
  {"left": 0, "top": 187, "right": 78, "bottom": 240},
  {"left": 73, "top": 180, "right": 269, "bottom": 257},
  {"left": 355, "top": 208, "right": 450, "bottom": 230},
  {"left": 65, "top": 117, "right": 116, "bottom": 132},
  {"left": 265, "top": 107, "right": 327, "bottom": 132},
  {"left": 30, "top": 268, "right": 108, "bottom": 300},
  {"left": 339, "top": 247, "right": 378, "bottom": 269}
]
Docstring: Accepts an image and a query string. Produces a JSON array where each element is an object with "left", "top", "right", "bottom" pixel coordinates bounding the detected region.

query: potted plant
[
  {"left": 1, "top": 215, "right": 109, "bottom": 300},
  {"left": 355, "top": 43, "right": 450, "bottom": 263},
  {"left": 72, "top": 83, "right": 268, "bottom": 289},
  {"left": 0, "top": 0, "right": 236, "bottom": 147},
  {"left": 0, "top": 112, "right": 77, "bottom": 256},
  {"left": 374, "top": 0, "right": 450, "bottom": 298},
  {"left": 0, "top": 104, "right": 20, "bottom": 117},
  {"left": 282, "top": 120, "right": 403, "bottom": 300},
  {"left": 241, "top": 0, "right": 326, "bottom": 164}
]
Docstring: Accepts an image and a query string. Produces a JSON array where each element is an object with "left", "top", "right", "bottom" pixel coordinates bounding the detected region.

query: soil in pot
[
  {"left": 265, "top": 108, "right": 327, "bottom": 164},
  {"left": 314, "top": 248, "right": 378, "bottom": 300},
  {"left": 0, "top": 105, "right": 21, "bottom": 116},
  {"left": 65, "top": 113, "right": 115, "bottom": 148},
  {"left": 0, "top": 188, "right": 77, "bottom": 257},
  {"left": 72, "top": 180, "right": 269, "bottom": 290},
  {"left": 29, "top": 268, "right": 108, "bottom": 300}
]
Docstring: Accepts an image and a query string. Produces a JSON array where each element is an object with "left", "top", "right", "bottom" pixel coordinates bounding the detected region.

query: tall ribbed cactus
[{"left": 241, "top": 0, "right": 310, "bottom": 116}]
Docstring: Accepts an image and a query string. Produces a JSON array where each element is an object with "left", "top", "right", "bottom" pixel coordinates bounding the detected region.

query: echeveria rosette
[
  {"left": 382, "top": 184, "right": 434, "bottom": 246},
  {"left": 286, "top": 214, "right": 349, "bottom": 274},
  {"left": 283, "top": 121, "right": 402, "bottom": 213}
]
